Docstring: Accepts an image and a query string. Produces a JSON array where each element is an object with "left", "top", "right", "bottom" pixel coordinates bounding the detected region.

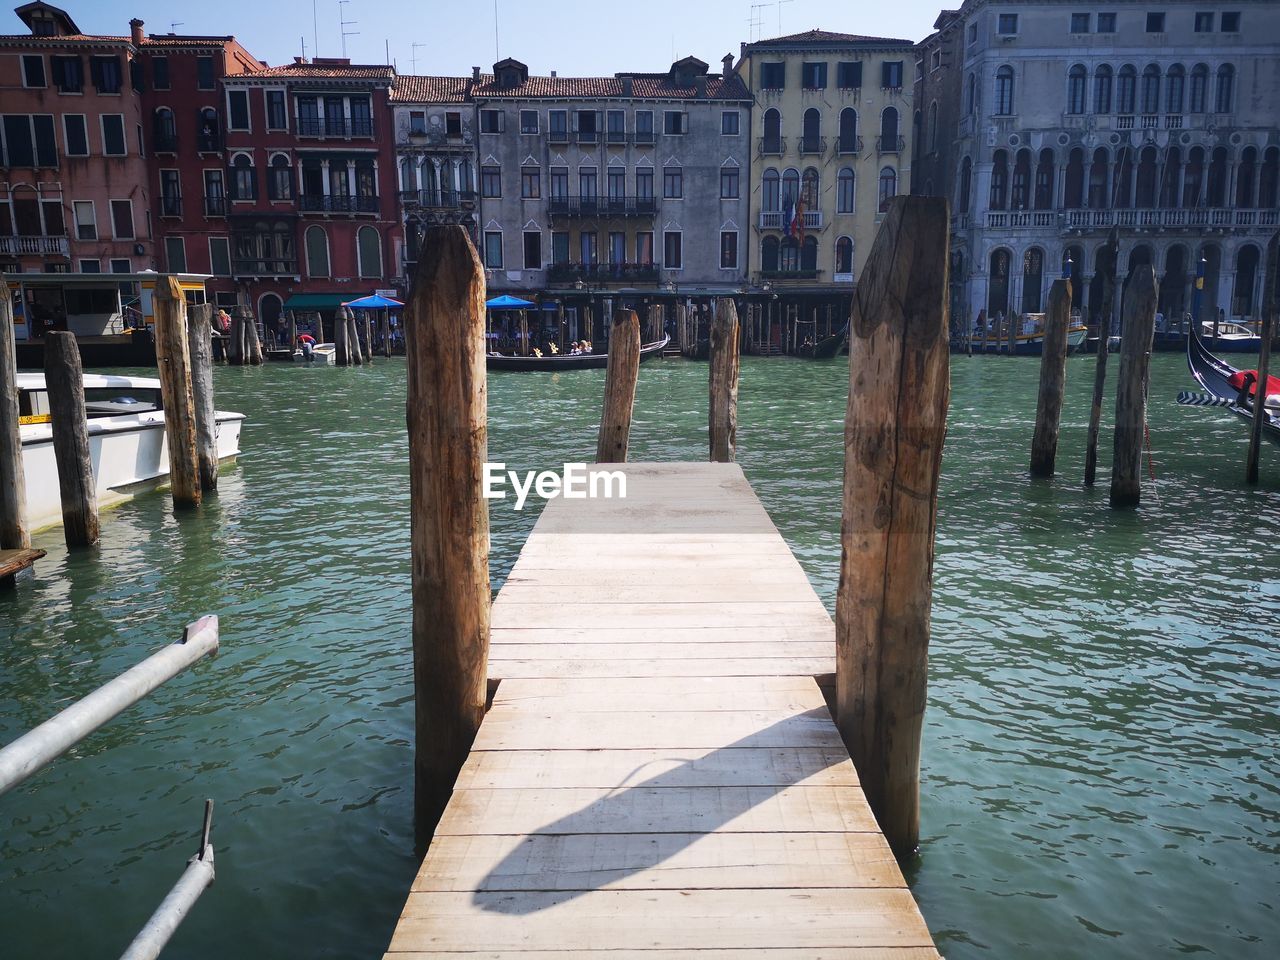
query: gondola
[
  {"left": 487, "top": 336, "right": 670, "bottom": 372},
  {"left": 1186, "top": 322, "right": 1279, "bottom": 446},
  {"left": 798, "top": 326, "right": 848, "bottom": 360}
]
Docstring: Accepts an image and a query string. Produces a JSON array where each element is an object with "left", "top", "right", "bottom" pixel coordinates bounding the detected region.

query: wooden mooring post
[
  {"left": 708, "top": 297, "right": 740, "bottom": 462},
  {"left": 0, "top": 293, "right": 29, "bottom": 550},
  {"left": 1030, "top": 279, "right": 1072, "bottom": 478},
  {"left": 186, "top": 303, "right": 219, "bottom": 492},
  {"left": 155, "top": 278, "right": 201, "bottom": 508},
  {"left": 405, "top": 225, "right": 491, "bottom": 838},
  {"left": 1085, "top": 228, "right": 1120, "bottom": 485},
  {"left": 835, "top": 196, "right": 950, "bottom": 858},
  {"left": 226, "top": 309, "right": 244, "bottom": 365},
  {"left": 1110, "top": 264, "right": 1158, "bottom": 508},
  {"left": 335, "top": 307, "right": 351, "bottom": 366},
  {"left": 1245, "top": 231, "right": 1278, "bottom": 484},
  {"left": 596, "top": 308, "right": 640, "bottom": 463},
  {"left": 243, "top": 307, "right": 264, "bottom": 365},
  {"left": 44, "top": 332, "right": 99, "bottom": 546}
]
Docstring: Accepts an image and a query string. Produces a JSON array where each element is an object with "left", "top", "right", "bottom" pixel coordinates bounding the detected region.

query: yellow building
[{"left": 738, "top": 30, "right": 916, "bottom": 338}]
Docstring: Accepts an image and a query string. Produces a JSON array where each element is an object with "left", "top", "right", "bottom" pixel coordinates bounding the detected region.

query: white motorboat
[{"left": 17, "top": 373, "right": 245, "bottom": 530}]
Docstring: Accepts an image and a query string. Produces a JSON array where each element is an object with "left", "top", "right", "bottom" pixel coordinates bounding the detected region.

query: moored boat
[
  {"left": 487, "top": 336, "right": 669, "bottom": 372},
  {"left": 798, "top": 326, "right": 848, "bottom": 359},
  {"left": 1185, "top": 323, "right": 1278, "bottom": 446},
  {"left": 17, "top": 373, "right": 245, "bottom": 530}
]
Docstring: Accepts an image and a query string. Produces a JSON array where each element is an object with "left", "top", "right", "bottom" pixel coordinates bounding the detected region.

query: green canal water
[{"left": 1, "top": 352, "right": 1277, "bottom": 958}]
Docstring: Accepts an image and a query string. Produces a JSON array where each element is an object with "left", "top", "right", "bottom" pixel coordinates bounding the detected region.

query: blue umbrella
[
  {"left": 344, "top": 294, "right": 404, "bottom": 309},
  {"left": 486, "top": 294, "right": 536, "bottom": 309}
]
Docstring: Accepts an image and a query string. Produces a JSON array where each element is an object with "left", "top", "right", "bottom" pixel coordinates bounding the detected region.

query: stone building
[
  {"left": 936, "top": 0, "right": 1280, "bottom": 329},
  {"left": 469, "top": 55, "right": 753, "bottom": 336},
  {"left": 737, "top": 29, "right": 917, "bottom": 339}
]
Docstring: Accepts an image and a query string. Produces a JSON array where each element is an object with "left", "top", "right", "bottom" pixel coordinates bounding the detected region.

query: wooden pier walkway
[{"left": 386, "top": 462, "right": 939, "bottom": 957}]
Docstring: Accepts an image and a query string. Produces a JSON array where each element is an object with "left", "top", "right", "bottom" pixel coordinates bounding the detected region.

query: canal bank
[{"left": 1, "top": 354, "right": 1277, "bottom": 958}]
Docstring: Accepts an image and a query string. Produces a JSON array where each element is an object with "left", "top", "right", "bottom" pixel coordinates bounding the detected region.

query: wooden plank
[
  {"left": 387, "top": 951, "right": 941, "bottom": 959},
  {"left": 491, "top": 676, "right": 830, "bottom": 712},
  {"left": 436, "top": 784, "right": 880, "bottom": 836},
  {"left": 389, "top": 889, "right": 935, "bottom": 951},
  {"left": 491, "top": 626, "right": 832, "bottom": 646},
  {"left": 490, "top": 602, "right": 831, "bottom": 629},
  {"left": 0, "top": 548, "right": 46, "bottom": 580},
  {"left": 488, "top": 658, "right": 836, "bottom": 679},
  {"left": 411, "top": 832, "right": 900, "bottom": 892},
  {"left": 491, "top": 642, "right": 834, "bottom": 661},
  {"left": 456, "top": 748, "right": 858, "bottom": 790},
  {"left": 496, "top": 583, "right": 818, "bottom": 603}
]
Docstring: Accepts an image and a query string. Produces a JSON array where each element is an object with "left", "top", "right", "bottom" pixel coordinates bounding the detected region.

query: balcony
[
  {"left": 548, "top": 196, "right": 657, "bottom": 218},
  {"left": 0, "top": 235, "right": 69, "bottom": 256},
  {"left": 1115, "top": 115, "right": 1135, "bottom": 129},
  {"left": 757, "top": 269, "right": 821, "bottom": 281},
  {"left": 576, "top": 130, "right": 599, "bottom": 144},
  {"left": 296, "top": 117, "right": 375, "bottom": 138},
  {"left": 196, "top": 133, "right": 221, "bottom": 153},
  {"left": 401, "top": 189, "right": 476, "bottom": 210},
  {"left": 299, "top": 194, "right": 380, "bottom": 214},
  {"left": 204, "top": 196, "right": 226, "bottom": 216},
  {"left": 876, "top": 135, "right": 905, "bottom": 155},
  {"left": 153, "top": 132, "right": 178, "bottom": 152},
  {"left": 1165, "top": 114, "right": 1184, "bottom": 129},
  {"left": 1060, "top": 207, "right": 1278, "bottom": 232},
  {"left": 758, "top": 210, "right": 824, "bottom": 231},
  {"left": 836, "top": 135, "right": 864, "bottom": 155},
  {"left": 605, "top": 130, "right": 631, "bottom": 145},
  {"left": 757, "top": 136, "right": 786, "bottom": 156},
  {"left": 233, "top": 258, "right": 298, "bottom": 277},
  {"left": 547, "top": 262, "right": 660, "bottom": 285},
  {"left": 160, "top": 196, "right": 182, "bottom": 217},
  {"left": 548, "top": 129, "right": 570, "bottom": 144},
  {"left": 634, "top": 130, "right": 655, "bottom": 145},
  {"left": 984, "top": 210, "right": 1058, "bottom": 228},
  {"left": 799, "top": 136, "right": 827, "bottom": 156}
]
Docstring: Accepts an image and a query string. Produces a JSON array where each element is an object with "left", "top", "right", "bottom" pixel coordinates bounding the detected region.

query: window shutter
[
  {"left": 50, "top": 55, "right": 65, "bottom": 88},
  {"left": 851, "top": 62, "right": 862, "bottom": 87},
  {"left": 90, "top": 56, "right": 103, "bottom": 90},
  {"left": 881, "top": 62, "right": 891, "bottom": 87}
]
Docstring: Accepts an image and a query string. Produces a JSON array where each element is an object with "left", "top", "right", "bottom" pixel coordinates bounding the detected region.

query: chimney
[
  {"left": 129, "top": 18, "right": 144, "bottom": 45},
  {"left": 472, "top": 65, "right": 481, "bottom": 80},
  {"left": 550, "top": 70, "right": 557, "bottom": 78},
  {"left": 695, "top": 76, "right": 707, "bottom": 97},
  {"left": 622, "top": 76, "right": 632, "bottom": 96},
  {"left": 294, "top": 56, "right": 307, "bottom": 65},
  {"left": 722, "top": 54, "right": 734, "bottom": 79}
]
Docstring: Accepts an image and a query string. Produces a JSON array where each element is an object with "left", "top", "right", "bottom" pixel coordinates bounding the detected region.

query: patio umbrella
[
  {"left": 343, "top": 294, "right": 404, "bottom": 309},
  {"left": 485, "top": 294, "right": 536, "bottom": 309}
]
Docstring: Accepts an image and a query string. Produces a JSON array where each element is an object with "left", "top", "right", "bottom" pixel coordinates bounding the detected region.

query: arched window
[
  {"left": 965, "top": 73, "right": 976, "bottom": 115},
  {"left": 1034, "top": 148, "right": 1055, "bottom": 210},
  {"left": 259, "top": 293, "right": 283, "bottom": 330},
  {"left": 1093, "top": 65, "right": 1113, "bottom": 114},
  {"left": 801, "top": 108, "right": 820, "bottom": 151},
  {"left": 763, "top": 108, "right": 782, "bottom": 152},
  {"left": 927, "top": 101, "right": 939, "bottom": 152},
  {"left": 838, "top": 108, "right": 858, "bottom": 153},
  {"left": 1089, "top": 148, "right": 1110, "bottom": 208},
  {"left": 761, "top": 235, "right": 779, "bottom": 272},
  {"left": 994, "top": 66, "right": 1014, "bottom": 115},
  {"left": 1011, "top": 149, "right": 1031, "bottom": 210},
  {"left": 1166, "top": 64, "right": 1185, "bottom": 114},
  {"left": 837, "top": 167, "right": 855, "bottom": 213},
  {"left": 230, "top": 153, "right": 255, "bottom": 200},
  {"left": 269, "top": 153, "right": 292, "bottom": 201},
  {"left": 989, "top": 248, "right": 1011, "bottom": 318},
  {"left": 878, "top": 166, "right": 897, "bottom": 212},
  {"left": 1189, "top": 64, "right": 1209, "bottom": 113},
  {"left": 879, "top": 107, "right": 899, "bottom": 151},
  {"left": 1207, "top": 146, "right": 1229, "bottom": 206},
  {"left": 1136, "top": 146, "right": 1158, "bottom": 207},
  {"left": 1114, "top": 148, "right": 1134, "bottom": 208},
  {"left": 1117, "top": 65, "right": 1137, "bottom": 114},
  {"left": 989, "top": 149, "right": 1008, "bottom": 210},
  {"left": 1067, "top": 65, "right": 1087, "bottom": 115},
  {"left": 800, "top": 236, "right": 817, "bottom": 272},
  {"left": 1261, "top": 147, "right": 1280, "bottom": 209},
  {"left": 153, "top": 107, "right": 176, "bottom": 149},
  {"left": 801, "top": 168, "right": 819, "bottom": 209},
  {"left": 305, "top": 224, "right": 330, "bottom": 278},
  {"left": 1183, "top": 147, "right": 1205, "bottom": 207},
  {"left": 357, "top": 225, "right": 381, "bottom": 278},
  {"left": 958, "top": 156, "right": 972, "bottom": 213},
  {"left": 1236, "top": 147, "right": 1257, "bottom": 208},
  {"left": 763, "top": 168, "right": 780, "bottom": 211},
  {"left": 400, "top": 157, "right": 417, "bottom": 193},
  {"left": 1021, "top": 247, "right": 1045, "bottom": 313},
  {"left": 198, "top": 107, "right": 219, "bottom": 151},
  {"left": 835, "top": 236, "right": 853, "bottom": 275},
  {"left": 1141, "top": 64, "right": 1161, "bottom": 114},
  {"left": 1064, "top": 148, "right": 1085, "bottom": 208},
  {"left": 781, "top": 168, "right": 800, "bottom": 207},
  {"left": 1233, "top": 244, "right": 1260, "bottom": 316},
  {"left": 1161, "top": 147, "right": 1182, "bottom": 207},
  {"left": 1215, "top": 64, "right": 1234, "bottom": 113}
]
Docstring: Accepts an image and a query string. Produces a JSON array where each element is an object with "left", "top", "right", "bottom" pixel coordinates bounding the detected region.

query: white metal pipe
[
  {"left": 0, "top": 616, "right": 219, "bottom": 795},
  {"left": 118, "top": 845, "right": 216, "bottom": 960}
]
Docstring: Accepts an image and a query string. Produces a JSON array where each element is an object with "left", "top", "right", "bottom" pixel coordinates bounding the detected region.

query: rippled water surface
[{"left": 2, "top": 352, "right": 1278, "bottom": 958}]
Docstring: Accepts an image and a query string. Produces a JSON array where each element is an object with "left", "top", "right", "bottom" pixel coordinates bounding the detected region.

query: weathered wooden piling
[
  {"left": 335, "top": 307, "right": 351, "bottom": 366},
  {"left": 834, "top": 196, "right": 950, "bottom": 859},
  {"left": 186, "top": 303, "right": 219, "bottom": 492},
  {"left": 1030, "top": 279, "right": 1073, "bottom": 477},
  {"left": 1085, "top": 229, "right": 1120, "bottom": 485},
  {"left": 1110, "top": 265, "right": 1158, "bottom": 508},
  {"left": 43, "top": 332, "right": 99, "bottom": 546},
  {"left": 226, "top": 309, "right": 244, "bottom": 365},
  {"left": 1245, "top": 232, "right": 1277, "bottom": 484},
  {"left": 0, "top": 293, "right": 30, "bottom": 550},
  {"left": 405, "top": 225, "right": 491, "bottom": 836},
  {"left": 242, "top": 308, "right": 264, "bottom": 365},
  {"left": 380, "top": 312, "right": 392, "bottom": 358},
  {"left": 596, "top": 309, "right": 641, "bottom": 463},
  {"left": 708, "top": 297, "right": 740, "bottom": 462},
  {"left": 155, "top": 278, "right": 201, "bottom": 508},
  {"left": 348, "top": 309, "right": 364, "bottom": 366},
  {"left": 361, "top": 311, "right": 375, "bottom": 362},
  {"left": 287, "top": 311, "right": 298, "bottom": 354}
]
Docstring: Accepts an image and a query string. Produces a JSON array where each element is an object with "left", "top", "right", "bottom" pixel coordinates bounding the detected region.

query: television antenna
[
  {"left": 411, "top": 42, "right": 427, "bottom": 74},
  {"left": 169, "top": 21, "right": 184, "bottom": 32},
  {"left": 748, "top": 4, "right": 766, "bottom": 42},
  {"left": 339, "top": 0, "right": 359, "bottom": 58}
]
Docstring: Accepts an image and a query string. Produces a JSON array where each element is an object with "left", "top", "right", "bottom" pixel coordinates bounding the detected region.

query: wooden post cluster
[
  {"left": 362, "top": 311, "right": 375, "bottom": 363},
  {"left": 834, "top": 197, "right": 950, "bottom": 859},
  {"left": 186, "top": 302, "right": 219, "bottom": 492},
  {"left": 0, "top": 293, "right": 29, "bottom": 550},
  {"left": 405, "top": 225, "right": 491, "bottom": 836},
  {"left": 380, "top": 311, "right": 392, "bottom": 358},
  {"left": 242, "top": 307, "right": 264, "bottom": 365},
  {"left": 226, "top": 308, "right": 244, "bottom": 365},
  {"left": 287, "top": 311, "right": 298, "bottom": 355},
  {"left": 348, "top": 308, "right": 365, "bottom": 365},
  {"left": 1110, "top": 265, "right": 1158, "bottom": 508},
  {"left": 335, "top": 306, "right": 350, "bottom": 365},
  {"left": 1030, "top": 279, "right": 1073, "bottom": 477},
  {"left": 1245, "top": 231, "right": 1278, "bottom": 484},
  {"left": 1085, "top": 228, "right": 1120, "bottom": 486},
  {"left": 43, "top": 332, "right": 99, "bottom": 546},
  {"left": 708, "top": 297, "right": 740, "bottom": 462},
  {"left": 154, "top": 277, "right": 202, "bottom": 508},
  {"left": 596, "top": 309, "right": 641, "bottom": 463}
]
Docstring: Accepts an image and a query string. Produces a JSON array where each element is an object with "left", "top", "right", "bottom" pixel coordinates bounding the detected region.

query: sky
[{"left": 33, "top": 0, "right": 945, "bottom": 76}]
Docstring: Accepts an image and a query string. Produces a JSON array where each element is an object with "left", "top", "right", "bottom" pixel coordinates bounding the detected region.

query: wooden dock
[{"left": 386, "top": 462, "right": 939, "bottom": 957}]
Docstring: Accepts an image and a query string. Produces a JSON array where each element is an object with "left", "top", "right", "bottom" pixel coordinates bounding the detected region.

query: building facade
[
  {"left": 470, "top": 55, "right": 753, "bottom": 328},
  {"left": 939, "top": 0, "right": 1280, "bottom": 329},
  {"left": 220, "top": 58, "right": 402, "bottom": 334},
  {"left": 0, "top": 2, "right": 151, "bottom": 276},
  {"left": 737, "top": 29, "right": 917, "bottom": 326}
]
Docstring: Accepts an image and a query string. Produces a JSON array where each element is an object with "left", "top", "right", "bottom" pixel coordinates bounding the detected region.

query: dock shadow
[{"left": 472, "top": 707, "right": 851, "bottom": 914}]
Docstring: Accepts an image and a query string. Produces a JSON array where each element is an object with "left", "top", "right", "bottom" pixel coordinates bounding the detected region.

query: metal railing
[
  {"left": 160, "top": 196, "right": 182, "bottom": 217},
  {"left": 876, "top": 135, "right": 905, "bottom": 154},
  {"left": 400, "top": 189, "right": 476, "bottom": 209},
  {"left": 204, "top": 196, "right": 226, "bottom": 216},
  {"left": 295, "top": 117, "right": 375, "bottom": 138},
  {"left": 299, "top": 194, "right": 380, "bottom": 213},
  {"left": 547, "top": 262, "right": 659, "bottom": 283},
  {"left": 798, "top": 135, "right": 826, "bottom": 155},
  {"left": 548, "top": 196, "right": 657, "bottom": 217},
  {"left": 757, "top": 136, "right": 786, "bottom": 156},
  {"left": 758, "top": 210, "right": 824, "bottom": 230},
  {"left": 233, "top": 258, "right": 298, "bottom": 276},
  {"left": 836, "top": 135, "right": 864, "bottom": 155},
  {"left": 153, "top": 133, "right": 178, "bottom": 152}
]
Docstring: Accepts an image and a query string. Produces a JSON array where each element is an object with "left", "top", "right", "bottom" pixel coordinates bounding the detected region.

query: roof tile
[
  {"left": 749, "top": 28, "right": 914, "bottom": 48},
  {"left": 391, "top": 75, "right": 472, "bottom": 103}
]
